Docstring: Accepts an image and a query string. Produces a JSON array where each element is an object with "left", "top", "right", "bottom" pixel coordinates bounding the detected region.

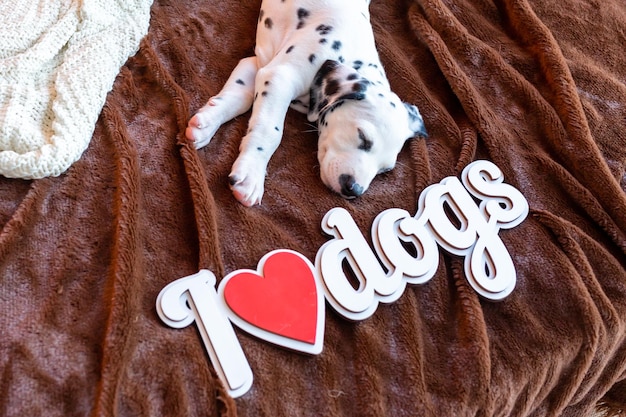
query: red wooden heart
[{"left": 223, "top": 251, "right": 319, "bottom": 345}]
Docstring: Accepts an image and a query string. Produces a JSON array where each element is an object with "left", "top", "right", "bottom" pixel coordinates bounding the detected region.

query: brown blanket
[{"left": 2, "top": 0, "right": 625, "bottom": 416}]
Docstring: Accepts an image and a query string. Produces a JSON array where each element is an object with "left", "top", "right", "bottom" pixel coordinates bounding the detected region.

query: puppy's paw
[
  {"left": 228, "top": 157, "right": 266, "bottom": 207},
  {"left": 185, "top": 98, "right": 224, "bottom": 149}
]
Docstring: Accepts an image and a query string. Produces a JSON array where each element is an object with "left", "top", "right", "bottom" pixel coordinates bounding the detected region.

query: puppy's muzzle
[{"left": 339, "top": 174, "right": 364, "bottom": 198}]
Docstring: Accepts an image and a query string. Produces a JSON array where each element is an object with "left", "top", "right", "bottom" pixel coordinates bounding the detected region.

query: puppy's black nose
[{"left": 339, "top": 174, "right": 364, "bottom": 198}]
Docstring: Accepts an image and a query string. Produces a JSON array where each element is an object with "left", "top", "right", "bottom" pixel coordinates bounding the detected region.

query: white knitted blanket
[{"left": 0, "top": 0, "right": 152, "bottom": 179}]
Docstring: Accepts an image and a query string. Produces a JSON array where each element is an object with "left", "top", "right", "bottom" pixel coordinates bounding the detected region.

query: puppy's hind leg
[{"left": 186, "top": 57, "right": 259, "bottom": 149}]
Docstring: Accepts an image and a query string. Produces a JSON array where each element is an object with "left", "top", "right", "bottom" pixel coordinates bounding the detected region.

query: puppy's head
[{"left": 308, "top": 60, "right": 427, "bottom": 199}]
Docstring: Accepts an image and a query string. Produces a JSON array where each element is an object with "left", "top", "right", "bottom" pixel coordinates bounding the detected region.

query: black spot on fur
[
  {"left": 264, "top": 18, "right": 273, "bottom": 29},
  {"left": 347, "top": 73, "right": 359, "bottom": 81},
  {"left": 404, "top": 102, "right": 419, "bottom": 119},
  {"left": 404, "top": 102, "right": 428, "bottom": 136},
  {"left": 316, "top": 24, "right": 333, "bottom": 35},
  {"left": 261, "top": 91, "right": 268, "bottom": 97},
  {"left": 274, "top": 126, "right": 280, "bottom": 131},
  {"left": 338, "top": 92, "right": 366, "bottom": 101},
  {"left": 338, "top": 56, "right": 345, "bottom": 63},
  {"left": 353, "top": 60, "right": 363, "bottom": 70},
  {"left": 352, "top": 81, "right": 368, "bottom": 93},
  {"left": 297, "top": 8, "right": 310, "bottom": 19},
  {"left": 324, "top": 79, "right": 340, "bottom": 96},
  {"left": 236, "top": 79, "right": 245, "bottom": 85},
  {"left": 257, "top": 147, "right": 264, "bottom": 151},
  {"left": 314, "top": 60, "right": 340, "bottom": 87},
  {"left": 309, "top": 54, "right": 316, "bottom": 63},
  {"left": 264, "top": 81, "right": 270, "bottom": 86},
  {"left": 390, "top": 101, "right": 396, "bottom": 108},
  {"left": 332, "top": 40, "right": 342, "bottom": 51},
  {"left": 319, "top": 38, "right": 328, "bottom": 44},
  {"left": 297, "top": 8, "right": 310, "bottom": 29},
  {"left": 358, "top": 129, "right": 373, "bottom": 151},
  {"left": 286, "top": 45, "right": 294, "bottom": 53}
]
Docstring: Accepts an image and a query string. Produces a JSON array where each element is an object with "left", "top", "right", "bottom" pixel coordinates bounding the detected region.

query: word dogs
[{"left": 157, "top": 160, "right": 529, "bottom": 398}]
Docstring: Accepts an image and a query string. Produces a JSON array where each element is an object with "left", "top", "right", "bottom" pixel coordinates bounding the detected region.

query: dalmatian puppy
[{"left": 186, "top": 0, "right": 427, "bottom": 207}]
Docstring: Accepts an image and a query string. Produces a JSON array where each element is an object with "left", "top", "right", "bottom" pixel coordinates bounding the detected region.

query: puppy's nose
[{"left": 339, "top": 174, "right": 364, "bottom": 198}]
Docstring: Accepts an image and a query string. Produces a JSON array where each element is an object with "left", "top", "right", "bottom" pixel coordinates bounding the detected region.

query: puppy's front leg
[
  {"left": 229, "top": 65, "right": 300, "bottom": 206},
  {"left": 186, "top": 57, "right": 258, "bottom": 149}
]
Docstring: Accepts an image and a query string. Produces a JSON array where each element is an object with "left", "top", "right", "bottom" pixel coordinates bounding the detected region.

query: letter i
[{"left": 156, "top": 270, "right": 254, "bottom": 398}]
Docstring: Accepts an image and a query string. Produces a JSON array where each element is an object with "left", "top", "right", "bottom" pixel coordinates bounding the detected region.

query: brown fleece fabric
[{"left": 1, "top": 0, "right": 625, "bottom": 416}]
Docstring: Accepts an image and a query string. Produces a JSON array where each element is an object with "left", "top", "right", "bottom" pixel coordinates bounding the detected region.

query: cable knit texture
[{"left": 0, "top": 0, "right": 152, "bottom": 179}]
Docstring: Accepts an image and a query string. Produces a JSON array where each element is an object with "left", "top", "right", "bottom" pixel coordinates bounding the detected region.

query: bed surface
[{"left": 1, "top": 0, "right": 625, "bottom": 416}]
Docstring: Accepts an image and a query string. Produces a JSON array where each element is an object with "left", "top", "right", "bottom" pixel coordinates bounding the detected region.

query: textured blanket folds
[
  {"left": 0, "top": 0, "right": 152, "bottom": 178},
  {"left": 0, "top": 0, "right": 625, "bottom": 416}
]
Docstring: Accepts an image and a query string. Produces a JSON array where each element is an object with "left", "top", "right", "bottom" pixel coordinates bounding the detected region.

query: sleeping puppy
[{"left": 186, "top": 0, "right": 427, "bottom": 206}]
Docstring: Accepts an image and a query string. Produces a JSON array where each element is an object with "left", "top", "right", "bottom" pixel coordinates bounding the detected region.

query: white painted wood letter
[{"left": 156, "top": 270, "right": 253, "bottom": 398}]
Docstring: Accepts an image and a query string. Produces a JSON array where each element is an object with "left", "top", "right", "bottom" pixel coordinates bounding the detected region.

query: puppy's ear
[
  {"left": 308, "top": 60, "right": 342, "bottom": 123},
  {"left": 403, "top": 102, "right": 428, "bottom": 138}
]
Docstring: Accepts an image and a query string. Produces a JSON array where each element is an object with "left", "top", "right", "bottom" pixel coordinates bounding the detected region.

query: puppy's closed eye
[{"left": 357, "top": 128, "right": 373, "bottom": 151}]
